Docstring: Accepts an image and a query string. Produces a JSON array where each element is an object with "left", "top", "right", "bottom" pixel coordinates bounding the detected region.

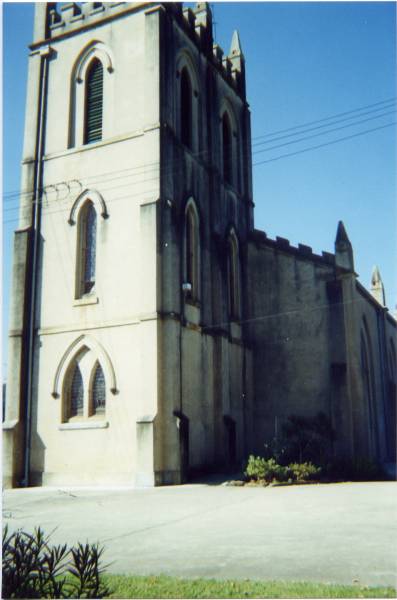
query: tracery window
[
  {"left": 69, "top": 363, "right": 84, "bottom": 418},
  {"left": 91, "top": 363, "right": 106, "bottom": 415},
  {"left": 63, "top": 350, "right": 107, "bottom": 422},
  {"left": 84, "top": 58, "right": 103, "bottom": 144}
]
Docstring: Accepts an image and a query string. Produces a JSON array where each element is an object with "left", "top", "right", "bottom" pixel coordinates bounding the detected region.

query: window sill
[
  {"left": 2, "top": 419, "right": 18, "bottom": 431},
  {"left": 73, "top": 295, "right": 98, "bottom": 307},
  {"left": 59, "top": 420, "right": 109, "bottom": 431}
]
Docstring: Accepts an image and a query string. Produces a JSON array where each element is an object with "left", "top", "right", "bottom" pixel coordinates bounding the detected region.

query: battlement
[
  {"left": 178, "top": 4, "right": 246, "bottom": 98},
  {"left": 46, "top": 2, "right": 141, "bottom": 37},
  {"left": 34, "top": 2, "right": 246, "bottom": 98},
  {"left": 250, "top": 229, "right": 336, "bottom": 266}
]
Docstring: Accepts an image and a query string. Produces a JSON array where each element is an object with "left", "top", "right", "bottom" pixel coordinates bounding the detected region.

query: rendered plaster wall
[
  {"left": 2, "top": 230, "right": 31, "bottom": 487},
  {"left": 25, "top": 5, "right": 162, "bottom": 486}
]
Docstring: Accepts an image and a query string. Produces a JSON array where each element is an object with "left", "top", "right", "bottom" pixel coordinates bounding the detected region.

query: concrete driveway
[{"left": 3, "top": 481, "right": 397, "bottom": 587}]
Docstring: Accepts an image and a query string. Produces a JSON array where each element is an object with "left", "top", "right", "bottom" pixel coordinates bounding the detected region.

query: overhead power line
[
  {"left": 253, "top": 121, "right": 396, "bottom": 167},
  {"left": 252, "top": 96, "right": 396, "bottom": 141},
  {"left": 253, "top": 109, "right": 396, "bottom": 155},
  {"left": 3, "top": 96, "right": 396, "bottom": 203},
  {"left": 252, "top": 102, "right": 396, "bottom": 148},
  {"left": 3, "top": 117, "right": 396, "bottom": 219},
  {"left": 3, "top": 120, "right": 395, "bottom": 227}
]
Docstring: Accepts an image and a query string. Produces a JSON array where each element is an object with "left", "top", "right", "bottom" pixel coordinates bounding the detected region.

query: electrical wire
[
  {"left": 3, "top": 119, "right": 395, "bottom": 225},
  {"left": 253, "top": 121, "right": 396, "bottom": 167},
  {"left": 252, "top": 102, "right": 396, "bottom": 148},
  {"left": 252, "top": 96, "right": 396, "bottom": 141},
  {"left": 3, "top": 96, "right": 396, "bottom": 203},
  {"left": 4, "top": 108, "right": 396, "bottom": 215},
  {"left": 253, "top": 109, "right": 396, "bottom": 155}
]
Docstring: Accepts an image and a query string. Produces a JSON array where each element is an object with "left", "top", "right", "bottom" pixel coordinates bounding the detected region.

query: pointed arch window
[
  {"left": 222, "top": 113, "right": 233, "bottom": 184},
  {"left": 77, "top": 201, "right": 97, "bottom": 297},
  {"left": 181, "top": 67, "right": 193, "bottom": 149},
  {"left": 91, "top": 363, "right": 106, "bottom": 415},
  {"left": 84, "top": 58, "right": 103, "bottom": 144},
  {"left": 184, "top": 203, "right": 199, "bottom": 301},
  {"left": 62, "top": 350, "right": 108, "bottom": 423},
  {"left": 227, "top": 233, "right": 241, "bottom": 320},
  {"left": 69, "top": 363, "right": 84, "bottom": 418}
]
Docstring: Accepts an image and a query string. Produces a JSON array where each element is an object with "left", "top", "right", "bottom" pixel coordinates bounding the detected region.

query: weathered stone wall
[
  {"left": 156, "top": 4, "right": 254, "bottom": 479},
  {"left": 246, "top": 233, "right": 337, "bottom": 453},
  {"left": 246, "top": 230, "right": 397, "bottom": 465}
]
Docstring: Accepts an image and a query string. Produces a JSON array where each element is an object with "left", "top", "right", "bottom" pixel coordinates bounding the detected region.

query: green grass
[{"left": 103, "top": 574, "right": 396, "bottom": 598}]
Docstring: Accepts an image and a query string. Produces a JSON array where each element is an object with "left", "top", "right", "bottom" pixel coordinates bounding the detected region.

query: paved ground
[{"left": 3, "top": 481, "right": 397, "bottom": 587}]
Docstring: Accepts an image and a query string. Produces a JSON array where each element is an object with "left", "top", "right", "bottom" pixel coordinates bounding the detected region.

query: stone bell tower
[{"left": 3, "top": 2, "right": 254, "bottom": 488}]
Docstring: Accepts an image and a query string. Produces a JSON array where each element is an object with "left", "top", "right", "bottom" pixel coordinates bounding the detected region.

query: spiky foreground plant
[{"left": 2, "top": 526, "right": 110, "bottom": 599}]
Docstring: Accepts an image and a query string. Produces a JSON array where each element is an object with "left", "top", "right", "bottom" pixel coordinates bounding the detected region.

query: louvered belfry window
[
  {"left": 92, "top": 363, "right": 106, "bottom": 414},
  {"left": 85, "top": 59, "right": 103, "bottom": 144},
  {"left": 70, "top": 364, "right": 84, "bottom": 417}
]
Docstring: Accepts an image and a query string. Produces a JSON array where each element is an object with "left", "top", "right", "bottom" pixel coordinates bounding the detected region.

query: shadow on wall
[{"left": 30, "top": 434, "right": 46, "bottom": 486}]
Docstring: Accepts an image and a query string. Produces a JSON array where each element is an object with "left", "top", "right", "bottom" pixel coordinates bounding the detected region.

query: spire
[
  {"left": 228, "top": 29, "right": 246, "bottom": 98},
  {"left": 335, "top": 220, "right": 350, "bottom": 245},
  {"left": 230, "top": 30, "right": 243, "bottom": 56},
  {"left": 371, "top": 265, "right": 386, "bottom": 306},
  {"left": 334, "top": 220, "right": 354, "bottom": 272}
]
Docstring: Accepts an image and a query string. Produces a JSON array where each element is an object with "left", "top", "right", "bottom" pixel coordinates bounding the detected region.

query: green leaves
[
  {"left": 2, "top": 526, "right": 110, "bottom": 599},
  {"left": 245, "top": 456, "right": 321, "bottom": 483}
]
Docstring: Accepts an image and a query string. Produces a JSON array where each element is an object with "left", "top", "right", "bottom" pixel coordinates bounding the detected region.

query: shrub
[
  {"left": 2, "top": 526, "right": 110, "bottom": 599},
  {"left": 245, "top": 456, "right": 290, "bottom": 483},
  {"left": 288, "top": 462, "right": 321, "bottom": 481}
]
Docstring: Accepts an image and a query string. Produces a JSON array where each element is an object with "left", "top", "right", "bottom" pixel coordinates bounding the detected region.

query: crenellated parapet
[
  {"left": 34, "top": 2, "right": 246, "bottom": 98},
  {"left": 46, "top": 2, "right": 133, "bottom": 38},
  {"left": 250, "top": 229, "right": 337, "bottom": 266},
  {"left": 178, "top": 3, "right": 246, "bottom": 99}
]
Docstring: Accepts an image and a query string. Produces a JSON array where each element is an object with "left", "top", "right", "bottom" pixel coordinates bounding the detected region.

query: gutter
[{"left": 23, "top": 46, "right": 52, "bottom": 487}]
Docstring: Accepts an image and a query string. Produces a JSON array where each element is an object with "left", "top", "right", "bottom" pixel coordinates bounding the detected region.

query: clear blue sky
[{"left": 2, "top": 2, "right": 397, "bottom": 378}]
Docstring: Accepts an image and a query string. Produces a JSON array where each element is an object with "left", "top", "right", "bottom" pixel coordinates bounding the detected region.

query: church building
[{"left": 3, "top": 2, "right": 396, "bottom": 487}]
